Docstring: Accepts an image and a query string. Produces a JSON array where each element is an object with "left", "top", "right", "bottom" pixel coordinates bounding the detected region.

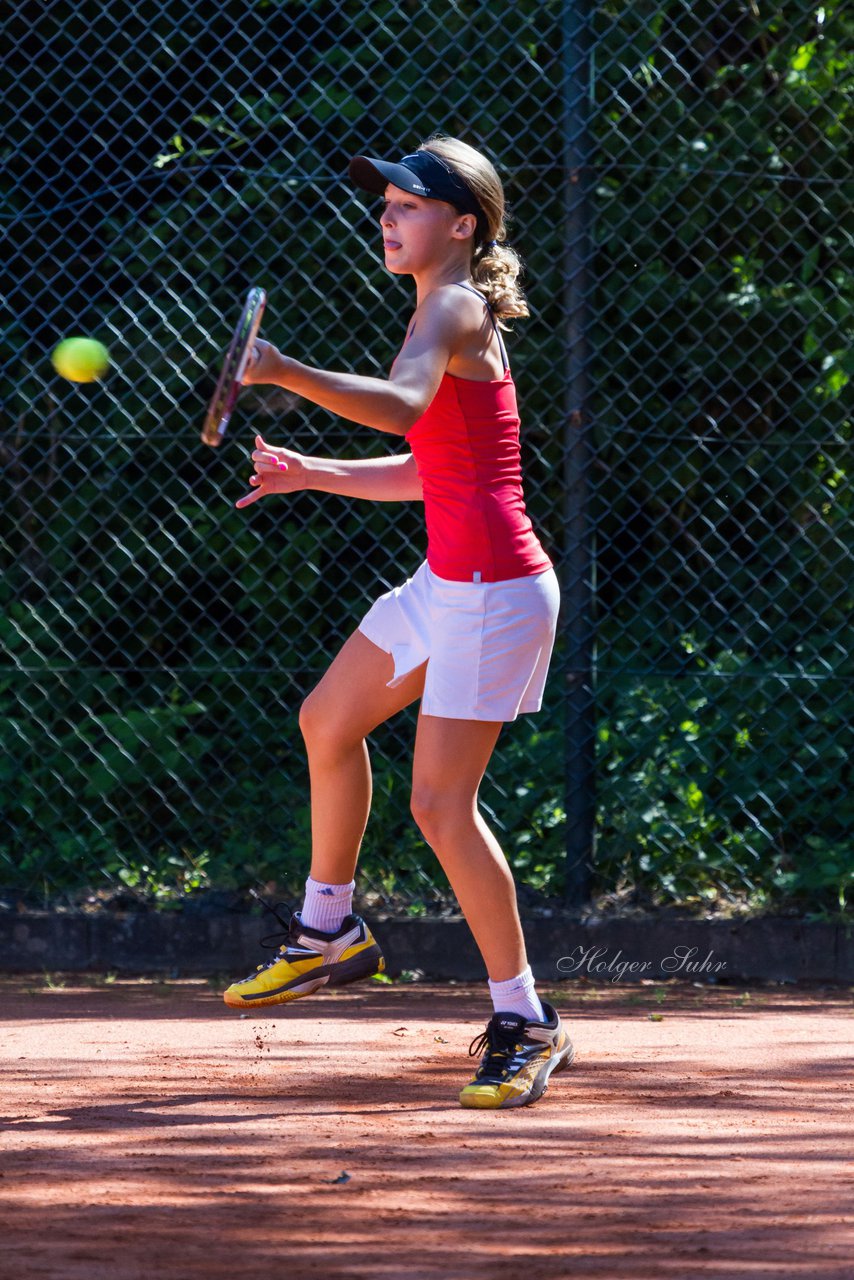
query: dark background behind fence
[{"left": 1, "top": 0, "right": 851, "bottom": 918}]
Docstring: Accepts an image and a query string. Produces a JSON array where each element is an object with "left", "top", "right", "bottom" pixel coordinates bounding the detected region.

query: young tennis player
[{"left": 222, "top": 136, "right": 574, "bottom": 1109}]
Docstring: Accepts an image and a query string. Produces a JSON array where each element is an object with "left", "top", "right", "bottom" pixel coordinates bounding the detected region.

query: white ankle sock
[
  {"left": 488, "top": 965, "right": 546, "bottom": 1023},
  {"left": 299, "top": 876, "right": 355, "bottom": 934}
]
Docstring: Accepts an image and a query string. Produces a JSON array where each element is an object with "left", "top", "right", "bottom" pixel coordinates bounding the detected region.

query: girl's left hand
[{"left": 235, "top": 434, "right": 309, "bottom": 509}]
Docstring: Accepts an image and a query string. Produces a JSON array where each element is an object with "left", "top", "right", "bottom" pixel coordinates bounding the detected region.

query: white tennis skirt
[{"left": 358, "top": 561, "right": 560, "bottom": 722}]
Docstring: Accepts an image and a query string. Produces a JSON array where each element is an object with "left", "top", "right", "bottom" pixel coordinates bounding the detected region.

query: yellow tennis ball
[{"left": 51, "top": 337, "right": 110, "bottom": 383}]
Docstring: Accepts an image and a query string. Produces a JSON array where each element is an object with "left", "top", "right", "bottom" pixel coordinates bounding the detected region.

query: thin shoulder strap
[{"left": 452, "top": 281, "right": 509, "bottom": 372}]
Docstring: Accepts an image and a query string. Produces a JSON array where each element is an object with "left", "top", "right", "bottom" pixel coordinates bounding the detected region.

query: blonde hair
[{"left": 419, "top": 135, "right": 529, "bottom": 326}]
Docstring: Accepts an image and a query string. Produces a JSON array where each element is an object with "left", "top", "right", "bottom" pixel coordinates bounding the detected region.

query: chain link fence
[{"left": 1, "top": 0, "right": 851, "bottom": 918}]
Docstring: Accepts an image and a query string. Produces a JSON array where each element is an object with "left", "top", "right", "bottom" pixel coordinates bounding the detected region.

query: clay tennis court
[{"left": 2, "top": 976, "right": 852, "bottom": 1278}]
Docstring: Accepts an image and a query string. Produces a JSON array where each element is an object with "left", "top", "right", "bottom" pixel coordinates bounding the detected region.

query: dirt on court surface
[{"left": 1, "top": 975, "right": 852, "bottom": 1279}]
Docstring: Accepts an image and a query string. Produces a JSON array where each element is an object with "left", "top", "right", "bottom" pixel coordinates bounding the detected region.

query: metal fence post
[{"left": 562, "top": 0, "right": 595, "bottom": 908}]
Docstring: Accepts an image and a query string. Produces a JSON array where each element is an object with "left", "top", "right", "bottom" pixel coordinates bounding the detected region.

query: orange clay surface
[{"left": 1, "top": 976, "right": 853, "bottom": 1279}]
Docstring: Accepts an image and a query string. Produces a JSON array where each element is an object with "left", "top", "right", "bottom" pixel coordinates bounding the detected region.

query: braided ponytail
[{"left": 471, "top": 239, "right": 529, "bottom": 325}]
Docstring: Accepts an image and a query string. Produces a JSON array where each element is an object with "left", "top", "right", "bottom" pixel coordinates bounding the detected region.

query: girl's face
[{"left": 379, "top": 183, "right": 474, "bottom": 275}]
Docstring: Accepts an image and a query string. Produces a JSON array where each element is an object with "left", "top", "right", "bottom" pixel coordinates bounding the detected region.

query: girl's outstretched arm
[
  {"left": 235, "top": 435, "right": 422, "bottom": 509},
  {"left": 242, "top": 289, "right": 466, "bottom": 435}
]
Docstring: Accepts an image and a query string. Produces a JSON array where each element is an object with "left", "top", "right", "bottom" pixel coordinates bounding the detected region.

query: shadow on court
[{"left": 1, "top": 978, "right": 852, "bottom": 1279}]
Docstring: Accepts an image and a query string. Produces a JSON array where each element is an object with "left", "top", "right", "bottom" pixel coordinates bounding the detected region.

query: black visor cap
[{"left": 348, "top": 150, "right": 485, "bottom": 227}]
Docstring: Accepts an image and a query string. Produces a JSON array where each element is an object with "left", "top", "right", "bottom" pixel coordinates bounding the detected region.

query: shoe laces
[
  {"left": 249, "top": 892, "right": 302, "bottom": 970},
  {"left": 467, "top": 1019, "right": 525, "bottom": 1084}
]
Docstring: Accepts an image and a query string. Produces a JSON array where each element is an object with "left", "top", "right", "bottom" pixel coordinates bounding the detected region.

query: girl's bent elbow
[
  {"left": 393, "top": 387, "right": 430, "bottom": 432},
  {"left": 397, "top": 404, "right": 426, "bottom": 432}
]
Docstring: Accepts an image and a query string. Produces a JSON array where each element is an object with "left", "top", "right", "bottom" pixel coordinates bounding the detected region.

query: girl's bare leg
[
  {"left": 298, "top": 629, "right": 425, "bottom": 884},
  {"left": 410, "top": 713, "right": 528, "bottom": 982}
]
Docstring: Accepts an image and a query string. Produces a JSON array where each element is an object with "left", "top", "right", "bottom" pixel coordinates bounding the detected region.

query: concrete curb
[{"left": 1, "top": 912, "right": 853, "bottom": 984}]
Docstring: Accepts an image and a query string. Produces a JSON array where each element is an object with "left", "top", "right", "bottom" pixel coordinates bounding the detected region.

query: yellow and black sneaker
[
  {"left": 459, "top": 1002, "right": 574, "bottom": 1109},
  {"left": 223, "top": 904, "right": 385, "bottom": 1010}
]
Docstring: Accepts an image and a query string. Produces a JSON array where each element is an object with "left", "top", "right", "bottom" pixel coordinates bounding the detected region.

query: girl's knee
[
  {"left": 299, "top": 688, "right": 357, "bottom": 760},
  {"left": 410, "top": 785, "right": 472, "bottom": 843},
  {"left": 298, "top": 686, "right": 324, "bottom": 743}
]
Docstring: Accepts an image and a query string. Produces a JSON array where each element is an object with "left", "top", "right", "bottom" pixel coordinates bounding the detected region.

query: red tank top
[{"left": 404, "top": 292, "right": 552, "bottom": 583}]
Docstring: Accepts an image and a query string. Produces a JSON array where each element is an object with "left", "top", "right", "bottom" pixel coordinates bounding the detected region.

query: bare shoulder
[
  {"left": 421, "top": 282, "right": 485, "bottom": 321},
  {"left": 415, "top": 283, "right": 487, "bottom": 339}
]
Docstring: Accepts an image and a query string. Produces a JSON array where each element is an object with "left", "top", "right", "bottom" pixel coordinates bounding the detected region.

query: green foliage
[
  {"left": 585, "top": 0, "right": 852, "bottom": 915},
  {"left": 596, "top": 635, "right": 853, "bottom": 912}
]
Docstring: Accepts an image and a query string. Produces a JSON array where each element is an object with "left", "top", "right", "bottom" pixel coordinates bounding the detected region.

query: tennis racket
[{"left": 200, "top": 286, "right": 267, "bottom": 447}]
